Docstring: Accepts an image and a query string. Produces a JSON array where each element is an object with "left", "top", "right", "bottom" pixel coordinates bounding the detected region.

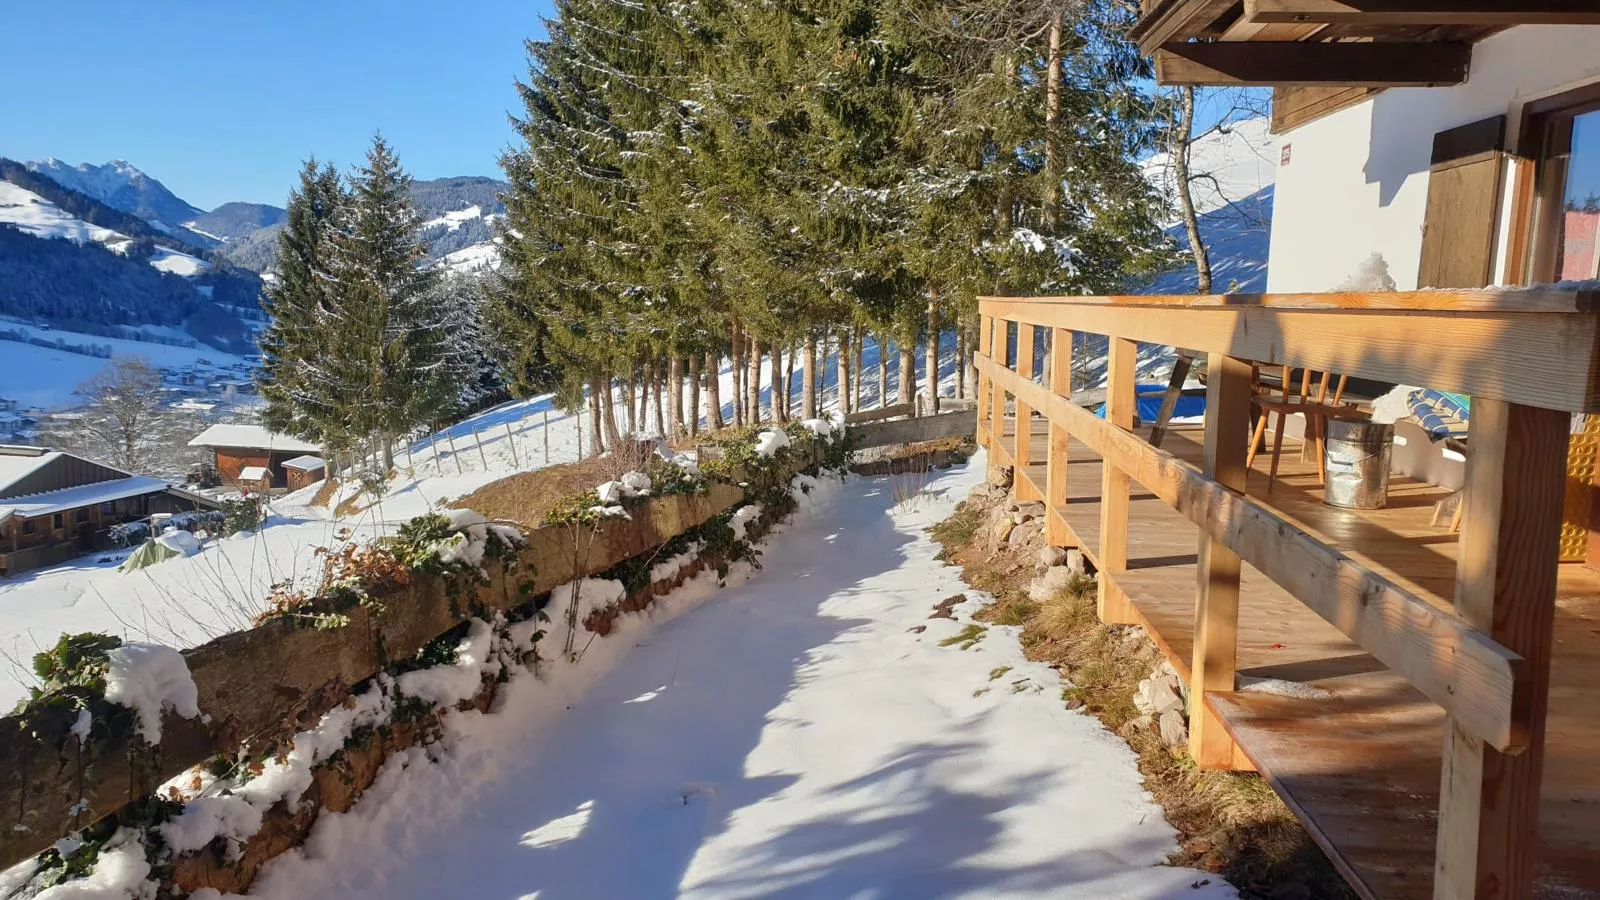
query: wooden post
[
  {"left": 1014, "top": 323, "right": 1038, "bottom": 499},
  {"left": 977, "top": 315, "right": 992, "bottom": 445},
  {"left": 543, "top": 411, "right": 550, "bottom": 465},
  {"left": 1434, "top": 398, "right": 1566, "bottom": 900},
  {"left": 1045, "top": 327, "right": 1072, "bottom": 546},
  {"left": 504, "top": 422, "right": 519, "bottom": 469},
  {"left": 1097, "top": 337, "right": 1137, "bottom": 624},
  {"left": 1188, "top": 353, "right": 1252, "bottom": 770},
  {"left": 990, "top": 319, "right": 1006, "bottom": 465}
]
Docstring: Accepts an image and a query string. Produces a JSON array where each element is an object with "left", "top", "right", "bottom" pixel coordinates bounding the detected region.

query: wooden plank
[
  {"left": 976, "top": 315, "right": 992, "bottom": 448},
  {"left": 1272, "top": 85, "right": 1381, "bottom": 133},
  {"left": 1435, "top": 399, "right": 1568, "bottom": 900},
  {"left": 1155, "top": 40, "right": 1471, "bottom": 87},
  {"left": 989, "top": 318, "right": 1006, "bottom": 469},
  {"left": 1191, "top": 354, "right": 1253, "bottom": 768},
  {"left": 1418, "top": 147, "right": 1506, "bottom": 290},
  {"left": 1098, "top": 338, "right": 1139, "bottom": 624},
  {"left": 1246, "top": 0, "right": 1600, "bottom": 26},
  {"left": 1046, "top": 328, "right": 1073, "bottom": 546},
  {"left": 979, "top": 298, "right": 1600, "bottom": 414},
  {"left": 975, "top": 354, "right": 1526, "bottom": 751},
  {"left": 1130, "top": 0, "right": 1241, "bottom": 53},
  {"left": 1014, "top": 323, "right": 1040, "bottom": 502},
  {"left": 985, "top": 286, "right": 1600, "bottom": 313}
]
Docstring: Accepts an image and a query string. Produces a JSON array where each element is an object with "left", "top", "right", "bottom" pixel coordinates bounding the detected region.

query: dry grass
[
  {"left": 931, "top": 491, "right": 1357, "bottom": 900},
  {"left": 449, "top": 456, "right": 620, "bottom": 530}
]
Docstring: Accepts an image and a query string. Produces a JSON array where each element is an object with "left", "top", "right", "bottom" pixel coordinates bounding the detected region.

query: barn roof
[
  {"left": 187, "top": 425, "right": 321, "bottom": 454},
  {"left": 0, "top": 476, "right": 171, "bottom": 525},
  {"left": 281, "top": 455, "right": 326, "bottom": 472}
]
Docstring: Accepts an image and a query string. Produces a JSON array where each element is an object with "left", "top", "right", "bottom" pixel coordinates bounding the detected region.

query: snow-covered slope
[
  {"left": 0, "top": 180, "right": 210, "bottom": 276},
  {"left": 1138, "top": 116, "right": 1276, "bottom": 295},
  {"left": 434, "top": 240, "right": 500, "bottom": 274},
  {"left": 25, "top": 158, "right": 205, "bottom": 237}
]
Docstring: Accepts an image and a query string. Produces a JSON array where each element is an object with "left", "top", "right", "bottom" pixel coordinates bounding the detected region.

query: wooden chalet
[
  {"left": 975, "top": 9, "right": 1600, "bottom": 900},
  {"left": 187, "top": 424, "right": 322, "bottom": 492},
  {"left": 0, "top": 445, "right": 220, "bottom": 576}
]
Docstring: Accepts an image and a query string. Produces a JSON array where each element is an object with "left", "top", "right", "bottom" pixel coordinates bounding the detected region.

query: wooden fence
[{"left": 974, "top": 287, "right": 1600, "bottom": 900}]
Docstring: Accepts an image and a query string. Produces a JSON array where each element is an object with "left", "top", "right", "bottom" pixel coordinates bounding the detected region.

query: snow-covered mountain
[
  {"left": 186, "top": 202, "right": 286, "bottom": 242},
  {"left": 25, "top": 158, "right": 208, "bottom": 241},
  {"left": 0, "top": 180, "right": 209, "bottom": 276},
  {"left": 1138, "top": 116, "right": 1276, "bottom": 294}
]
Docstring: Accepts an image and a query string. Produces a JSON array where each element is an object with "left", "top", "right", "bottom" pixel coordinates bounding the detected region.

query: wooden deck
[{"left": 992, "top": 415, "right": 1600, "bottom": 900}]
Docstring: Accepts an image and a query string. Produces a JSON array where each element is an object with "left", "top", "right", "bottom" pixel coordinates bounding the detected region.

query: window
[
  {"left": 22, "top": 519, "right": 35, "bottom": 535},
  {"left": 52, "top": 513, "right": 63, "bottom": 530},
  {"left": 1523, "top": 85, "right": 1600, "bottom": 283},
  {"left": 101, "top": 502, "right": 114, "bottom": 516},
  {"left": 75, "top": 508, "right": 88, "bottom": 523}
]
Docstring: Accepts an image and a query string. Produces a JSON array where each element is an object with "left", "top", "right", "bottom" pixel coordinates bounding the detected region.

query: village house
[
  {"left": 187, "top": 424, "right": 322, "bottom": 492},
  {"left": 0, "top": 445, "right": 220, "bottom": 576}
]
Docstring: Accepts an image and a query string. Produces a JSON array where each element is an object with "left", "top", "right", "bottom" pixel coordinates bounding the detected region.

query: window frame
[{"left": 1520, "top": 83, "right": 1600, "bottom": 284}]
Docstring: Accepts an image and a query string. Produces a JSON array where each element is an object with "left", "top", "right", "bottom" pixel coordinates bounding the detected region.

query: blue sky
[{"left": 0, "top": 1, "right": 554, "bottom": 210}]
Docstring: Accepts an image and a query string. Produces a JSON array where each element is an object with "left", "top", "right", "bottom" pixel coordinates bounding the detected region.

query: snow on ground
[
  {"left": 0, "top": 320, "right": 250, "bottom": 410},
  {"left": 421, "top": 205, "right": 485, "bottom": 232},
  {"left": 148, "top": 245, "right": 210, "bottom": 277},
  {"left": 0, "top": 181, "right": 209, "bottom": 277},
  {"left": 229, "top": 455, "right": 1235, "bottom": 900},
  {"left": 433, "top": 240, "right": 501, "bottom": 273}
]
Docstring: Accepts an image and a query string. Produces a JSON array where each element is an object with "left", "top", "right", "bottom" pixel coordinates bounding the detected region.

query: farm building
[
  {"left": 0, "top": 445, "right": 220, "bottom": 575},
  {"left": 281, "top": 455, "right": 327, "bottom": 492},
  {"left": 187, "top": 424, "right": 322, "bottom": 492}
]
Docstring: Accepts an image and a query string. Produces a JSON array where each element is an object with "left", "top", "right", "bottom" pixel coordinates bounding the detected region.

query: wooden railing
[{"left": 974, "top": 287, "right": 1600, "bottom": 900}]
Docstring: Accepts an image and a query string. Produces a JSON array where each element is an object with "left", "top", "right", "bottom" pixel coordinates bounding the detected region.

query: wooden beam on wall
[
  {"left": 1246, "top": 0, "right": 1600, "bottom": 26},
  {"left": 1131, "top": 0, "right": 1241, "bottom": 54},
  {"left": 973, "top": 352, "right": 1529, "bottom": 752},
  {"left": 1155, "top": 40, "right": 1472, "bottom": 87}
]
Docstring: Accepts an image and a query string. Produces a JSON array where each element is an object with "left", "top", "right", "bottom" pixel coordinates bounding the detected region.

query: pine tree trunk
[
  {"left": 641, "top": 355, "right": 655, "bottom": 434},
  {"left": 801, "top": 340, "right": 817, "bottom": 420},
  {"left": 966, "top": 315, "right": 980, "bottom": 398},
  {"left": 704, "top": 352, "right": 724, "bottom": 430},
  {"left": 853, "top": 327, "right": 863, "bottom": 412},
  {"left": 836, "top": 330, "right": 852, "bottom": 416},
  {"left": 382, "top": 434, "right": 395, "bottom": 474},
  {"left": 666, "top": 355, "right": 681, "bottom": 437},
  {"left": 926, "top": 292, "right": 941, "bottom": 416},
  {"left": 898, "top": 338, "right": 915, "bottom": 412},
  {"left": 816, "top": 333, "right": 828, "bottom": 413},
  {"left": 587, "top": 377, "right": 604, "bottom": 456},
  {"left": 1044, "top": 12, "right": 1064, "bottom": 231},
  {"left": 600, "top": 373, "right": 621, "bottom": 449},
  {"left": 624, "top": 370, "right": 637, "bottom": 435},
  {"left": 782, "top": 343, "right": 796, "bottom": 421},
  {"left": 747, "top": 340, "right": 763, "bottom": 424},
  {"left": 687, "top": 354, "right": 701, "bottom": 436},
  {"left": 769, "top": 346, "right": 785, "bottom": 423},
  {"left": 955, "top": 324, "right": 966, "bottom": 399},
  {"left": 652, "top": 359, "right": 666, "bottom": 437},
  {"left": 877, "top": 333, "right": 890, "bottom": 409},
  {"left": 673, "top": 356, "right": 687, "bottom": 435},
  {"left": 730, "top": 318, "right": 744, "bottom": 427}
]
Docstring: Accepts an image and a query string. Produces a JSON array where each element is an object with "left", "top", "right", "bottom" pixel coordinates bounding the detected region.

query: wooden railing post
[
  {"left": 1045, "top": 328, "right": 1072, "bottom": 546},
  {"left": 1014, "top": 323, "right": 1039, "bottom": 501},
  {"left": 990, "top": 318, "right": 1007, "bottom": 471},
  {"left": 1189, "top": 353, "right": 1251, "bottom": 770},
  {"left": 1434, "top": 398, "right": 1566, "bottom": 900},
  {"left": 976, "top": 313, "right": 992, "bottom": 447},
  {"left": 1096, "top": 337, "right": 1137, "bottom": 624}
]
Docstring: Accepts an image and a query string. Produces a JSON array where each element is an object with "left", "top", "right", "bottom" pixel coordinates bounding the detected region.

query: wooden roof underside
[{"left": 1136, "top": 2, "right": 1600, "bottom": 87}]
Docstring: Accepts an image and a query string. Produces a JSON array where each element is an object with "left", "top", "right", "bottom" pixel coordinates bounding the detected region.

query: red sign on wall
[{"left": 1281, "top": 144, "right": 1292, "bottom": 167}]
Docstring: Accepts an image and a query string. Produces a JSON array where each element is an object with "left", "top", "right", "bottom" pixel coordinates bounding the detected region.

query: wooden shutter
[{"left": 1417, "top": 116, "right": 1508, "bottom": 289}]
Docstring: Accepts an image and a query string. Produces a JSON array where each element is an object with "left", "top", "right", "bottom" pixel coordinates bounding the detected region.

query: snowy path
[{"left": 242, "top": 458, "right": 1234, "bottom": 900}]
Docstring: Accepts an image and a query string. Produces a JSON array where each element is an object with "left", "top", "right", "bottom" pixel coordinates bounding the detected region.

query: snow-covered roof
[
  {"left": 0, "top": 446, "right": 65, "bottom": 494},
  {"left": 0, "top": 476, "right": 172, "bottom": 524},
  {"left": 187, "top": 424, "right": 320, "bottom": 453},
  {"left": 237, "top": 466, "right": 270, "bottom": 482},
  {"left": 281, "top": 455, "right": 325, "bottom": 472}
]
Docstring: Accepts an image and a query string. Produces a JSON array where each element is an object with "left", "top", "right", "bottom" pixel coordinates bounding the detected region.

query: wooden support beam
[
  {"left": 1155, "top": 40, "right": 1472, "bottom": 87},
  {"left": 1246, "top": 0, "right": 1600, "bottom": 26},
  {"left": 1014, "top": 323, "right": 1040, "bottom": 502},
  {"left": 979, "top": 299, "right": 1600, "bottom": 414},
  {"left": 1046, "top": 328, "right": 1073, "bottom": 546},
  {"left": 1190, "top": 353, "right": 1252, "bottom": 769},
  {"left": 1097, "top": 338, "right": 1139, "bottom": 624},
  {"left": 989, "top": 318, "right": 1006, "bottom": 472},
  {"left": 975, "top": 314, "right": 991, "bottom": 445},
  {"left": 1434, "top": 399, "right": 1567, "bottom": 900},
  {"left": 1131, "top": 0, "right": 1240, "bottom": 54},
  {"left": 974, "top": 353, "right": 1527, "bottom": 751}
]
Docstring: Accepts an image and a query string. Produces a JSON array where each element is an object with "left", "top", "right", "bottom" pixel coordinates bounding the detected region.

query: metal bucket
[{"left": 1323, "top": 418, "right": 1394, "bottom": 510}]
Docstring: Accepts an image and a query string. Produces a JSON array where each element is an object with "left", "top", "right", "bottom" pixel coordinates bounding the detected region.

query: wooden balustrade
[{"left": 973, "top": 287, "right": 1600, "bottom": 900}]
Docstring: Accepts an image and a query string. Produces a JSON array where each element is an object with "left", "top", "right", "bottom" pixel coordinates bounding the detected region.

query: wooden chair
[{"left": 1245, "top": 365, "right": 1353, "bottom": 492}]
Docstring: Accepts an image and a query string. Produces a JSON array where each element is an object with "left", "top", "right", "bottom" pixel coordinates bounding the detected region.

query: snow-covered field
[
  {"left": 220, "top": 456, "right": 1235, "bottom": 899},
  {"left": 0, "top": 181, "right": 209, "bottom": 275},
  {"left": 0, "top": 320, "right": 251, "bottom": 410},
  {"left": 0, "top": 339, "right": 960, "bottom": 708}
]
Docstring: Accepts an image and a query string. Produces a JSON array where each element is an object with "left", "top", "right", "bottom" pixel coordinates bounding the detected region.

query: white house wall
[{"left": 1266, "top": 25, "right": 1600, "bottom": 293}]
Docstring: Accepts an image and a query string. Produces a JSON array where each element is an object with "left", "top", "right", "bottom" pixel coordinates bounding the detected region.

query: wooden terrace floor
[{"left": 991, "top": 416, "right": 1600, "bottom": 900}]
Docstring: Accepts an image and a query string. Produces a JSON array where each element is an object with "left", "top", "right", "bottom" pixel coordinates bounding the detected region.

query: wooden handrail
[
  {"left": 981, "top": 296, "right": 1600, "bottom": 413},
  {"left": 984, "top": 285, "right": 1600, "bottom": 314},
  {"left": 974, "top": 353, "right": 1527, "bottom": 752}
]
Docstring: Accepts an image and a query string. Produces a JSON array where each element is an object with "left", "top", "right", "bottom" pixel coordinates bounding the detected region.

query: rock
[
  {"left": 990, "top": 518, "right": 1016, "bottom": 546},
  {"left": 929, "top": 594, "right": 965, "bottom": 619},
  {"left": 1064, "top": 698, "right": 1086, "bottom": 711},
  {"left": 1038, "top": 546, "right": 1068, "bottom": 569},
  {"left": 1017, "top": 501, "right": 1045, "bottom": 520},
  {"left": 987, "top": 465, "right": 1013, "bottom": 489},
  {"left": 1134, "top": 669, "right": 1186, "bottom": 717},
  {"left": 1158, "top": 708, "right": 1189, "bottom": 747},
  {"left": 1007, "top": 520, "right": 1038, "bottom": 548},
  {"left": 1064, "top": 548, "right": 1085, "bottom": 574},
  {"left": 908, "top": 625, "right": 927, "bottom": 634},
  {"left": 1028, "top": 564, "right": 1079, "bottom": 602}
]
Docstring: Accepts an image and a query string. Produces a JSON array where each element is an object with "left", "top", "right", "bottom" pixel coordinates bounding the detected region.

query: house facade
[
  {"left": 0, "top": 445, "right": 220, "bottom": 575},
  {"left": 187, "top": 424, "right": 322, "bottom": 492}
]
